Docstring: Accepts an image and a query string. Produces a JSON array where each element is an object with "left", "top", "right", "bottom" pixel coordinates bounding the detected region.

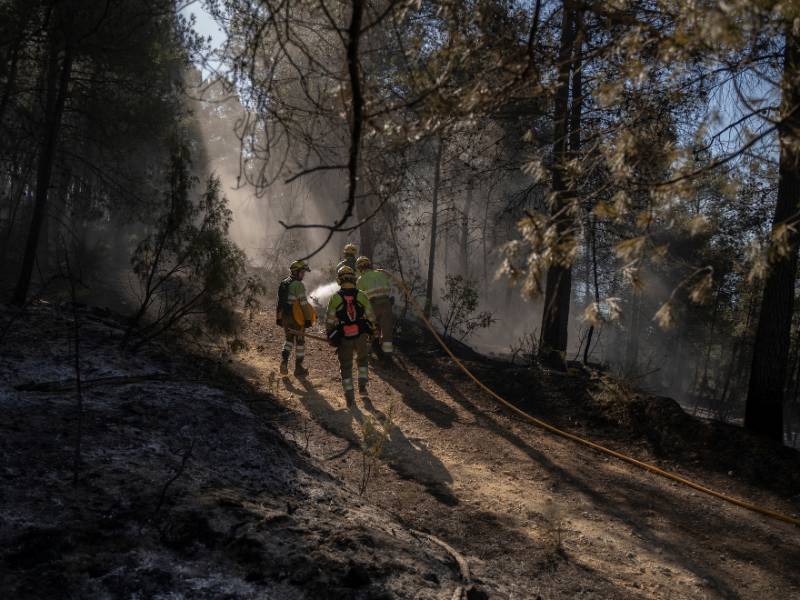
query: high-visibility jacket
[
  {"left": 337, "top": 255, "right": 357, "bottom": 272},
  {"left": 277, "top": 277, "right": 314, "bottom": 324},
  {"left": 325, "top": 283, "right": 375, "bottom": 338},
  {"left": 357, "top": 269, "right": 392, "bottom": 301}
]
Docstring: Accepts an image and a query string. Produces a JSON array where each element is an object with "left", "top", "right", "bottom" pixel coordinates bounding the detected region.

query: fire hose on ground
[{"left": 286, "top": 273, "right": 800, "bottom": 528}]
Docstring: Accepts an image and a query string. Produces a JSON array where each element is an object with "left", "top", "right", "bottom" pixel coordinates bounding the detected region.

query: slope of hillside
[
  {"left": 0, "top": 303, "right": 465, "bottom": 599},
  {"left": 3, "top": 302, "right": 799, "bottom": 599},
  {"left": 237, "top": 312, "right": 800, "bottom": 599}
]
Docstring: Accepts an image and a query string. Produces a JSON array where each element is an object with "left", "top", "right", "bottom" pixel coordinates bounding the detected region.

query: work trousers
[
  {"left": 371, "top": 297, "right": 394, "bottom": 354},
  {"left": 281, "top": 313, "right": 305, "bottom": 362},
  {"left": 336, "top": 334, "right": 369, "bottom": 392}
]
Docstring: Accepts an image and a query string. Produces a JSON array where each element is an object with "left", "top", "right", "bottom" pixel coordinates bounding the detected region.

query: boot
[
  {"left": 381, "top": 341, "right": 394, "bottom": 362},
  {"left": 294, "top": 359, "right": 309, "bottom": 377},
  {"left": 358, "top": 378, "right": 368, "bottom": 396},
  {"left": 279, "top": 350, "right": 290, "bottom": 375},
  {"left": 345, "top": 389, "right": 356, "bottom": 407}
]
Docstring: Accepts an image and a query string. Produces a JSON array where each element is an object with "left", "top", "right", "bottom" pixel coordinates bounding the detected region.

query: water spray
[{"left": 309, "top": 281, "right": 339, "bottom": 312}]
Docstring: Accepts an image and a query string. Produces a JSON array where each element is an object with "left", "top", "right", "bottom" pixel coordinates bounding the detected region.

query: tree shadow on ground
[
  {"left": 282, "top": 376, "right": 360, "bottom": 447},
  {"left": 288, "top": 378, "right": 458, "bottom": 506},
  {"left": 404, "top": 352, "right": 800, "bottom": 599},
  {"left": 373, "top": 357, "right": 459, "bottom": 428}
]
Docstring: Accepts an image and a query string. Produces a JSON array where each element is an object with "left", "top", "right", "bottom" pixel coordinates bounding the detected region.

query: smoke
[
  {"left": 184, "top": 68, "right": 703, "bottom": 415},
  {"left": 309, "top": 281, "right": 339, "bottom": 313},
  {"left": 187, "top": 77, "right": 351, "bottom": 272}
]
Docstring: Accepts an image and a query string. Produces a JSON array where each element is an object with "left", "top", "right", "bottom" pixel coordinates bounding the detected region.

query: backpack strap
[
  {"left": 277, "top": 277, "right": 293, "bottom": 312},
  {"left": 335, "top": 289, "right": 366, "bottom": 337}
]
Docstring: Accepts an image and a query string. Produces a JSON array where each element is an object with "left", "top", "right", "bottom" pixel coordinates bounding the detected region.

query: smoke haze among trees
[{"left": 3, "top": 0, "right": 800, "bottom": 445}]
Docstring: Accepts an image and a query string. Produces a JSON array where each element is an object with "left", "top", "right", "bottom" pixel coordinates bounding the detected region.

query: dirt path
[{"left": 236, "top": 314, "right": 800, "bottom": 599}]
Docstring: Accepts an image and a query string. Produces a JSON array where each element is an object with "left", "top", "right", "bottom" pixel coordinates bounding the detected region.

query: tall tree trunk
[
  {"left": 568, "top": 8, "right": 583, "bottom": 161},
  {"left": 460, "top": 179, "right": 473, "bottom": 279},
  {"left": 583, "top": 217, "right": 599, "bottom": 364},
  {"left": 443, "top": 213, "right": 450, "bottom": 279},
  {"left": 540, "top": 1, "right": 577, "bottom": 369},
  {"left": 482, "top": 187, "right": 492, "bottom": 297},
  {"left": 790, "top": 328, "right": 800, "bottom": 404},
  {"left": 355, "top": 181, "right": 375, "bottom": 258},
  {"left": 11, "top": 39, "right": 72, "bottom": 306},
  {"left": 744, "top": 26, "right": 800, "bottom": 441},
  {"left": 0, "top": 35, "right": 23, "bottom": 127},
  {"left": 786, "top": 328, "right": 800, "bottom": 397},
  {"left": 717, "top": 297, "right": 753, "bottom": 409},
  {"left": 567, "top": 13, "right": 590, "bottom": 363},
  {"left": 0, "top": 148, "right": 35, "bottom": 266},
  {"left": 461, "top": 177, "right": 475, "bottom": 279},
  {"left": 698, "top": 285, "right": 722, "bottom": 393},
  {"left": 719, "top": 338, "right": 742, "bottom": 411},
  {"left": 504, "top": 221, "right": 515, "bottom": 311},
  {"left": 624, "top": 290, "right": 641, "bottom": 374},
  {"left": 37, "top": 167, "right": 70, "bottom": 280},
  {"left": 424, "top": 137, "right": 444, "bottom": 318},
  {"left": 0, "top": 3, "right": 35, "bottom": 127}
]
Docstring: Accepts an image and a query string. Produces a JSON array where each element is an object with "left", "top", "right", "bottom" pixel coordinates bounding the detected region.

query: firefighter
[
  {"left": 336, "top": 243, "right": 358, "bottom": 272},
  {"left": 326, "top": 265, "right": 376, "bottom": 406},
  {"left": 276, "top": 259, "right": 315, "bottom": 377},
  {"left": 356, "top": 256, "right": 394, "bottom": 358}
]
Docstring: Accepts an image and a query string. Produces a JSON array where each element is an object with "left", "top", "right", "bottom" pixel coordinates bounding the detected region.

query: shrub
[
  {"left": 433, "top": 275, "right": 495, "bottom": 341},
  {"left": 124, "top": 143, "right": 261, "bottom": 349},
  {"left": 358, "top": 404, "right": 394, "bottom": 496}
]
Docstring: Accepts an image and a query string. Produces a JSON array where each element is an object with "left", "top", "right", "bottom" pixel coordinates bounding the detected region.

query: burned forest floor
[
  {"left": 236, "top": 313, "right": 800, "bottom": 599},
  {"left": 0, "top": 303, "right": 465, "bottom": 599},
  {"left": 2, "top": 302, "right": 800, "bottom": 599}
]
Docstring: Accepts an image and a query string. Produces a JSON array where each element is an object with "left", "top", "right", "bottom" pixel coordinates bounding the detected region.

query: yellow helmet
[
  {"left": 356, "top": 255, "right": 371, "bottom": 269},
  {"left": 336, "top": 265, "right": 357, "bottom": 284},
  {"left": 289, "top": 259, "right": 310, "bottom": 273},
  {"left": 343, "top": 243, "right": 357, "bottom": 256}
]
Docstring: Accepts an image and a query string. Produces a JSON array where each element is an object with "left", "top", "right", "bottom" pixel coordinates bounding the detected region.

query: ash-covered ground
[{"left": 0, "top": 302, "right": 464, "bottom": 599}]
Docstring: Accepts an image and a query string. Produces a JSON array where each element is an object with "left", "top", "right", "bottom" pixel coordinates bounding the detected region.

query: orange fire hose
[{"left": 381, "top": 271, "right": 800, "bottom": 528}]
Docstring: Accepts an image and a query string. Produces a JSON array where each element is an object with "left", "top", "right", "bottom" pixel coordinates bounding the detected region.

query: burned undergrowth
[{"left": 0, "top": 303, "right": 462, "bottom": 599}]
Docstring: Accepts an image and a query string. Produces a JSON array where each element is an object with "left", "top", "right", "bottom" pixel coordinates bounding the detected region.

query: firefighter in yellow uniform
[
  {"left": 336, "top": 243, "right": 358, "bottom": 272},
  {"left": 356, "top": 256, "right": 394, "bottom": 358},
  {"left": 276, "top": 259, "right": 315, "bottom": 377},
  {"left": 326, "top": 266, "right": 376, "bottom": 406}
]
